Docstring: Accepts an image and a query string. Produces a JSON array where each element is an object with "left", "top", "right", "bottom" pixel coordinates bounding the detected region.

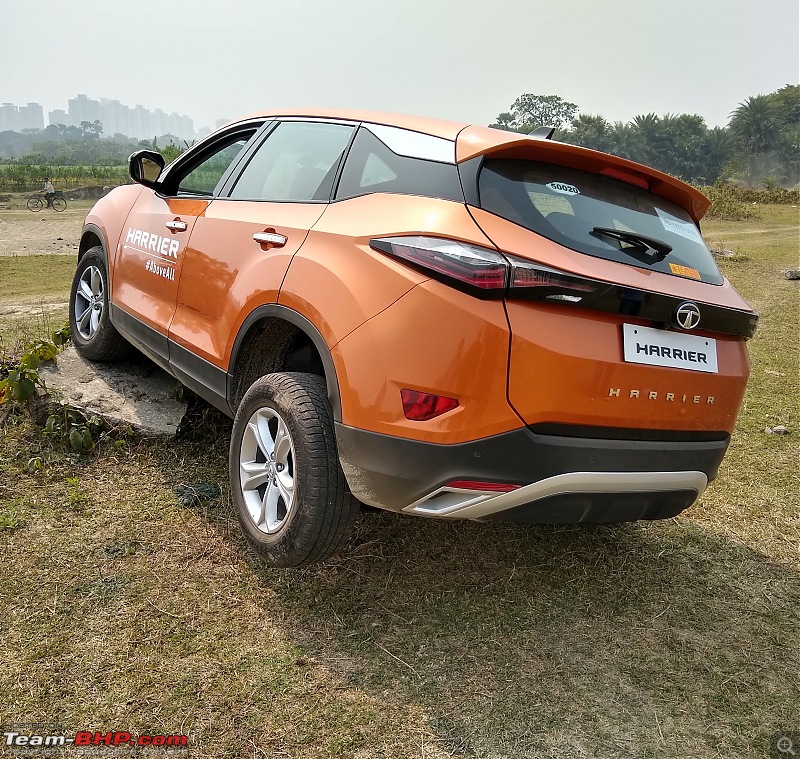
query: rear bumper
[{"left": 335, "top": 423, "right": 729, "bottom": 523}]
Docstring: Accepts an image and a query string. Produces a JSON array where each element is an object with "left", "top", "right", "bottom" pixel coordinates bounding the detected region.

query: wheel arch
[
  {"left": 227, "top": 305, "right": 342, "bottom": 422},
  {"left": 78, "top": 224, "right": 107, "bottom": 262}
]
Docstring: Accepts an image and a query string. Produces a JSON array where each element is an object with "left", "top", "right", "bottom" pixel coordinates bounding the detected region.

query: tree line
[
  {"left": 1, "top": 86, "right": 797, "bottom": 189},
  {"left": 0, "top": 120, "right": 186, "bottom": 168},
  {"left": 490, "top": 85, "right": 799, "bottom": 187}
]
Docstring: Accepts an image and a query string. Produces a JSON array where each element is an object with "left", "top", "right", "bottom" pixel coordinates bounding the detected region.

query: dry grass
[{"left": 0, "top": 205, "right": 798, "bottom": 758}]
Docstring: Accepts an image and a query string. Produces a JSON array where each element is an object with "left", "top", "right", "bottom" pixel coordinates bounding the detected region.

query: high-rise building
[
  {"left": 48, "top": 109, "right": 68, "bottom": 127},
  {"left": 0, "top": 102, "right": 45, "bottom": 131},
  {"left": 68, "top": 94, "right": 102, "bottom": 127},
  {"left": 2, "top": 96, "right": 201, "bottom": 139}
]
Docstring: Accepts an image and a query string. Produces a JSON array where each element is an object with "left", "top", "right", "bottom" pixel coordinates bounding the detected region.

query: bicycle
[{"left": 27, "top": 191, "right": 67, "bottom": 212}]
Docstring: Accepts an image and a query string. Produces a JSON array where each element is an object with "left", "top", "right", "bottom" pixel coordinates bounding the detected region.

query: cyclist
[{"left": 42, "top": 177, "right": 55, "bottom": 208}]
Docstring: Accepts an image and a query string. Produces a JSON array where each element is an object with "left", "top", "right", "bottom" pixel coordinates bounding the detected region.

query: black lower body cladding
[{"left": 335, "top": 423, "right": 730, "bottom": 522}]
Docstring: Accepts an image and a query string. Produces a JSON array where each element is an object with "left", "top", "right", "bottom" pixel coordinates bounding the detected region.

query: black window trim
[
  {"left": 155, "top": 118, "right": 273, "bottom": 199},
  {"left": 331, "top": 124, "right": 465, "bottom": 204},
  {"left": 216, "top": 118, "right": 361, "bottom": 204}
]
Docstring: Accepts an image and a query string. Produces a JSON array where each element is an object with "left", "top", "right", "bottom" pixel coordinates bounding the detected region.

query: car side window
[
  {"left": 335, "top": 126, "right": 464, "bottom": 203},
  {"left": 229, "top": 121, "right": 354, "bottom": 202},
  {"left": 173, "top": 131, "right": 257, "bottom": 197}
]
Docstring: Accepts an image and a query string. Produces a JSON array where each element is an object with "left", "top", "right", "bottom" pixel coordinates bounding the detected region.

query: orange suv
[{"left": 70, "top": 109, "right": 757, "bottom": 566}]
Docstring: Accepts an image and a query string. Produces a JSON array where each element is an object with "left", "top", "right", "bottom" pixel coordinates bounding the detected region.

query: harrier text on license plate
[{"left": 622, "top": 324, "right": 718, "bottom": 373}]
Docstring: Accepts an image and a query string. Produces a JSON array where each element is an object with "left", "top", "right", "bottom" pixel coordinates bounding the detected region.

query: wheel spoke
[
  {"left": 273, "top": 417, "right": 289, "bottom": 454},
  {"left": 263, "top": 484, "right": 280, "bottom": 530},
  {"left": 255, "top": 414, "right": 276, "bottom": 457},
  {"left": 240, "top": 460, "right": 272, "bottom": 491},
  {"left": 275, "top": 473, "right": 294, "bottom": 509},
  {"left": 79, "top": 279, "right": 93, "bottom": 300},
  {"left": 78, "top": 306, "right": 92, "bottom": 334},
  {"left": 90, "top": 268, "right": 103, "bottom": 297},
  {"left": 90, "top": 308, "right": 100, "bottom": 335}
]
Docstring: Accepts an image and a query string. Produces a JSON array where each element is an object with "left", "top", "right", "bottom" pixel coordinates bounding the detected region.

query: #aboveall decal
[{"left": 124, "top": 227, "right": 179, "bottom": 282}]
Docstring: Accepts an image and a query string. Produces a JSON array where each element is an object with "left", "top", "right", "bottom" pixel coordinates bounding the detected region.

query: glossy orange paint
[
  {"left": 83, "top": 183, "right": 144, "bottom": 287},
  {"left": 170, "top": 199, "right": 325, "bottom": 367},
  {"left": 505, "top": 302, "right": 749, "bottom": 432},
  {"left": 112, "top": 195, "right": 210, "bottom": 335},
  {"left": 88, "top": 109, "right": 753, "bottom": 451},
  {"left": 332, "top": 279, "right": 519, "bottom": 443},
  {"left": 278, "top": 193, "right": 495, "bottom": 350}
]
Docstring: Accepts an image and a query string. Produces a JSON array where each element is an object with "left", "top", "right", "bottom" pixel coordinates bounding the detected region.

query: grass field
[{"left": 0, "top": 205, "right": 798, "bottom": 758}]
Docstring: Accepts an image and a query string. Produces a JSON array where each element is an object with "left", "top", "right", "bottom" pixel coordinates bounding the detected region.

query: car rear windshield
[{"left": 478, "top": 159, "right": 723, "bottom": 285}]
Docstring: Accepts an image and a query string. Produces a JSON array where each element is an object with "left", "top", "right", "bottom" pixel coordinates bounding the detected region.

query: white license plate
[{"left": 623, "top": 324, "right": 718, "bottom": 373}]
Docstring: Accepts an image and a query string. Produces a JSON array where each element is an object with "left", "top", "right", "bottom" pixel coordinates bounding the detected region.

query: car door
[
  {"left": 168, "top": 120, "right": 356, "bottom": 374},
  {"left": 111, "top": 122, "right": 262, "bottom": 362}
]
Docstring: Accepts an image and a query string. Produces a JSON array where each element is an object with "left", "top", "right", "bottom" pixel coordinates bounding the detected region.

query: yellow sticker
[{"left": 669, "top": 263, "right": 701, "bottom": 280}]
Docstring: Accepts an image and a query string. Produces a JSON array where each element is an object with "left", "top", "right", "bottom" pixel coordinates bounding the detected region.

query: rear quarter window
[
  {"left": 336, "top": 126, "right": 463, "bottom": 203},
  {"left": 478, "top": 159, "right": 723, "bottom": 285}
]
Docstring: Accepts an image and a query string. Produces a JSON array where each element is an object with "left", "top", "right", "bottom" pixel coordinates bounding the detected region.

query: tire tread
[{"left": 229, "top": 372, "right": 359, "bottom": 567}]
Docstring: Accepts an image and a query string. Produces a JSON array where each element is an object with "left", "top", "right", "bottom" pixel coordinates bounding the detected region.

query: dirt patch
[
  {"left": 0, "top": 297, "right": 67, "bottom": 318},
  {"left": 0, "top": 199, "right": 94, "bottom": 257},
  {"left": 39, "top": 346, "right": 187, "bottom": 436}
]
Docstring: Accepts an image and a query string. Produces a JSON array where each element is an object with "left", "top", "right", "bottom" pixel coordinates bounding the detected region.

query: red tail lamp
[{"left": 401, "top": 389, "right": 459, "bottom": 421}]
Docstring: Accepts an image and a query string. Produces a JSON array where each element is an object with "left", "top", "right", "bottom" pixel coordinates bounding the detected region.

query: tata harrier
[{"left": 69, "top": 109, "right": 758, "bottom": 565}]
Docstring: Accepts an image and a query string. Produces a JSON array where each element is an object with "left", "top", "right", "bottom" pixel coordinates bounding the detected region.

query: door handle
[
  {"left": 166, "top": 220, "right": 187, "bottom": 232},
  {"left": 253, "top": 231, "right": 287, "bottom": 248}
]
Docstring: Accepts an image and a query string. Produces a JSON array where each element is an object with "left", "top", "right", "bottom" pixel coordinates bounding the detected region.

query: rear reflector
[
  {"left": 370, "top": 236, "right": 508, "bottom": 296},
  {"left": 401, "top": 388, "right": 459, "bottom": 421},
  {"left": 446, "top": 480, "right": 519, "bottom": 492}
]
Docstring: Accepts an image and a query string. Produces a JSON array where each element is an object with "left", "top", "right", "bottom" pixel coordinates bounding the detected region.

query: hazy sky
[{"left": 2, "top": 0, "right": 798, "bottom": 131}]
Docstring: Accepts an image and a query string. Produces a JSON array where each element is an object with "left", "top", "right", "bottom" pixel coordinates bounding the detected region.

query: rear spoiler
[{"left": 456, "top": 126, "right": 711, "bottom": 222}]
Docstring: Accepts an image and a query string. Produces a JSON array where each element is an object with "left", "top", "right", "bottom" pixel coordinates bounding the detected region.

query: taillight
[
  {"left": 401, "top": 389, "right": 459, "bottom": 421},
  {"left": 370, "top": 236, "right": 508, "bottom": 297},
  {"left": 370, "top": 236, "right": 603, "bottom": 305},
  {"left": 507, "top": 255, "right": 600, "bottom": 303}
]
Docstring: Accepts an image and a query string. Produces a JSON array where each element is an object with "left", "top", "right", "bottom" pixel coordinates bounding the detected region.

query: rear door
[
  {"left": 111, "top": 123, "right": 261, "bottom": 361},
  {"left": 169, "top": 119, "right": 355, "bottom": 370}
]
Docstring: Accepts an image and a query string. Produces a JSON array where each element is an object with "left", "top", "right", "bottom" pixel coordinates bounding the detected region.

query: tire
[
  {"left": 229, "top": 372, "right": 359, "bottom": 567},
  {"left": 69, "top": 246, "right": 131, "bottom": 361},
  {"left": 27, "top": 197, "right": 43, "bottom": 212},
  {"left": 52, "top": 197, "right": 67, "bottom": 212}
]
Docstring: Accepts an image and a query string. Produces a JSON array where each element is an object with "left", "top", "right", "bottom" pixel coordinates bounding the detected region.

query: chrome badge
[{"left": 674, "top": 302, "right": 701, "bottom": 330}]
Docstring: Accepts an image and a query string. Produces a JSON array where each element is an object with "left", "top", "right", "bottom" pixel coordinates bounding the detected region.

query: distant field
[
  {"left": 0, "top": 163, "right": 129, "bottom": 192},
  {"left": 0, "top": 205, "right": 797, "bottom": 758}
]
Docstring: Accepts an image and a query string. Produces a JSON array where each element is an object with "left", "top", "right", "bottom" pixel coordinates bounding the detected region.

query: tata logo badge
[{"left": 674, "top": 302, "right": 701, "bottom": 330}]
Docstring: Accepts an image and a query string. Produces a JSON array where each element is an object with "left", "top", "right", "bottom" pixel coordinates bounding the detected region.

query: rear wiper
[{"left": 591, "top": 227, "right": 673, "bottom": 262}]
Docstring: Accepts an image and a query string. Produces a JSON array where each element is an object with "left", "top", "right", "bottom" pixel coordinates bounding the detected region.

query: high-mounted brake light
[
  {"left": 401, "top": 389, "right": 459, "bottom": 421},
  {"left": 370, "top": 236, "right": 508, "bottom": 297},
  {"left": 600, "top": 167, "right": 650, "bottom": 190}
]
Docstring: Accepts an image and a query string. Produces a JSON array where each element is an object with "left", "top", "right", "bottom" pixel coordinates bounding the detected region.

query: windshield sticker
[
  {"left": 546, "top": 181, "right": 580, "bottom": 196},
  {"left": 655, "top": 208, "right": 705, "bottom": 244},
  {"left": 669, "top": 263, "right": 702, "bottom": 280}
]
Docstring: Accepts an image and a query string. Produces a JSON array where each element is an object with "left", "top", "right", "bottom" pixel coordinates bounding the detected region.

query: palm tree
[
  {"left": 489, "top": 112, "right": 518, "bottom": 132},
  {"left": 702, "top": 128, "right": 735, "bottom": 184},
  {"left": 729, "top": 95, "right": 780, "bottom": 154},
  {"left": 610, "top": 122, "right": 646, "bottom": 163}
]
